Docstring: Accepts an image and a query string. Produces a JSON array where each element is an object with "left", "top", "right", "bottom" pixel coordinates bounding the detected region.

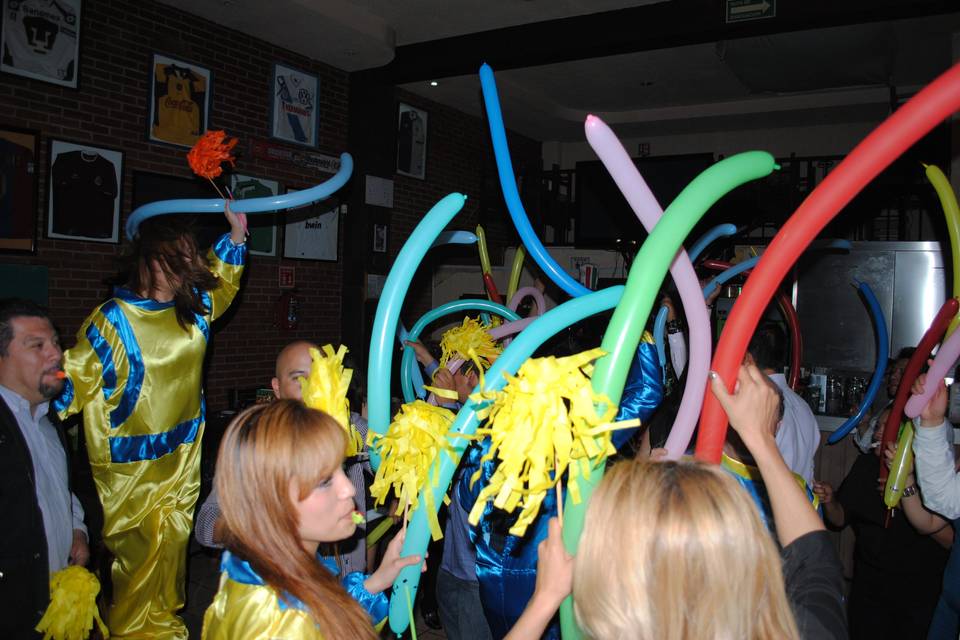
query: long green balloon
[
  {"left": 559, "top": 151, "right": 777, "bottom": 638},
  {"left": 925, "top": 164, "right": 960, "bottom": 336}
]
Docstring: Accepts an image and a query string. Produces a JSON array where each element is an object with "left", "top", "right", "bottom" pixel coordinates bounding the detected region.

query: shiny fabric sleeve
[
  {"left": 613, "top": 335, "right": 664, "bottom": 448},
  {"left": 54, "top": 309, "right": 127, "bottom": 420},
  {"left": 340, "top": 571, "right": 389, "bottom": 624},
  {"left": 206, "top": 233, "right": 247, "bottom": 322}
]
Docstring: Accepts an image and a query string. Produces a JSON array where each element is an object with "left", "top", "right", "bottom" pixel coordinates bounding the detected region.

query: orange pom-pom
[{"left": 187, "top": 130, "right": 238, "bottom": 179}]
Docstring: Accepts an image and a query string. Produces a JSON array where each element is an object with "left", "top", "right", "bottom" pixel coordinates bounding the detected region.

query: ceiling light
[{"left": 430, "top": 81, "right": 438, "bottom": 87}]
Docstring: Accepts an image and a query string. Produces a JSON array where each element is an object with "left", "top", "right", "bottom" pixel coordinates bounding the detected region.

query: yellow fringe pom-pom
[
  {"left": 35, "top": 565, "right": 109, "bottom": 640},
  {"left": 439, "top": 317, "right": 502, "bottom": 372},
  {"left": 368, "top": 400, "right": 456, "bottom": 540},
  {"left": 299, "top": 344, "right": 364, "bottom": 456},
  {"left": 467, "top": 348, "right": 639, "bottom": 537}
]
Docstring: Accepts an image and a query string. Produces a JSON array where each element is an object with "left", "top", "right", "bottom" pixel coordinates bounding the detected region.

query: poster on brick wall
[
  {"left": 1, "top": 0, "right": 81, "bottom": 88},
  {"left": 271, "top": 63, "right": 319, "bottom": 147},
  {"left": 148, "top": 53, "right": 211, "bottom": 148},
  {"left": 47, "top": 138, "right": 122, "bottom": 243},
  {"left": 396, "top": 102, "right": 427, "bottom": 180},
  {"left": 229, "top": 173, "right": 280, "bottom": 256},
  {"left": 283, "top": 188, "right": 338, "bottom": 262},
  {"left": 0, "top": 125, "right": 39, "bottom": 252}
]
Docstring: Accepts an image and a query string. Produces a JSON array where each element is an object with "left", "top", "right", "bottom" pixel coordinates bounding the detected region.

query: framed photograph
[
  {"left": 372, "top": 223, "right": 388, "bottom": 254},
  {"left": 396, "top": 103, "right": 427, "bottom": 180},
  {"left": 1, "top": 0, "right": 80, "bottom": 88},
  {"left": 0, "top": 126, "right": 39, "bottom": 252},
  {"left": 47, "top": 139, "right": 122, "bottom": 243},
  {"left": 148, "top": 53, "right": 211, "bottom": 148},
  {"left": 229, "top": 173, "right": 280, "bottom": 256},
  {"left": 282, "top": 189, "right": 339, "bottom": 261},
  {"left": 271, "top": 63, "right": 319, "bottom": 147}
]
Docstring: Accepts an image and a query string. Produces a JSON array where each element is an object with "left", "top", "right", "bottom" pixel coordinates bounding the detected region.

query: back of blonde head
[
  {"left": 574, "top": 460, "right": 800, "bottom": 640},
  {"left": 216, "top": 400, "right": 377, "bottom": 640}
]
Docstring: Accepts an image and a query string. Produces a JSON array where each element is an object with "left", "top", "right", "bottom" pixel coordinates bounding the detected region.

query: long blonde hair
[
  {"left": 574, "top": 460, "right": 800, "bottom": 640},
  {"left": 215, "top": 400, "right": 377, "bottom": 639}
]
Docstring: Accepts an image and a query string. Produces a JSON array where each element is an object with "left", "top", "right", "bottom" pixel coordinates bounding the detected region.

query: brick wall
[{"left": 0, "top": 0, "right": 350, "bottom": 409}]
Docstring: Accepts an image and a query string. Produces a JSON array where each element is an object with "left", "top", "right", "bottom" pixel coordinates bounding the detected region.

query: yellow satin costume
[
  {"left": 202, "top": 551, "right": 388, "bottom": 639},
  {"left": 55, "top": 234, "right": 246, "bottom": 638}
]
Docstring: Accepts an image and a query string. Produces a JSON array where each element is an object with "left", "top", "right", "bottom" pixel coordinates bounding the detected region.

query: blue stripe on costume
[
  {"left": 195, "top": 291, "right": 211, "bottom": 341},
  {"left": 100, "top": 301, "right": 145, "bottom": 430},
  {"left": 52, "top": 377, "right": 73, "bottom": 413},
  {"left": 213, "top": 233, "right": 247, "bottom": 265},
  {"left": 86, "top": 323, "right": 117, "bottom": 400},
  {"left": 109, "top": 398, "right": 204, "bottom": 463}
]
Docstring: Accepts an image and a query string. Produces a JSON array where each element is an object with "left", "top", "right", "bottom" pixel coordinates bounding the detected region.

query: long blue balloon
[
  {"left": 386, "top": 286, "right": 624, "bottom": 634},
  {"left": 688, "top": 222, "right": 738, "bottom": 262},
  {"left": 367, "top": 193, "right": 468, "bottom": 471},
  {"left": 125, "top": 153, "right": 354, "bottom": 239},
  {"left": 432, "top": 230, "right": 478, "bottom": 247},
  {"left": 400, "top": 299, "right": 521, "bottom": 404},
  {"left": 827, "top": 281, "right": 889, "bottom": 443},
  {"left": 480, "top": 64, "right": 589, "bottom": 298}
]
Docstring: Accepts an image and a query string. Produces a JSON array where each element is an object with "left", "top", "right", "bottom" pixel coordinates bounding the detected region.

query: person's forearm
[
  {"left": 898, "top": 480, "right": 948, "bottom": 534},
  {"left": 747, "top": 434, "right": 825, "bottom": 547},
  {"left": 822, "top": 500, "right": 845, "bottom": 530},
  {"left": 913, "top": 420, "right": 960, "bottom": 519}
]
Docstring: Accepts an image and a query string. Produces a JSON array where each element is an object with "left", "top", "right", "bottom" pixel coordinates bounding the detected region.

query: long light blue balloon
[
  {"left": 701, "top": 256, "right": 761, "bottom": 299},
  {"left": 480, "top": 63, "right": 589, "bottom": 298},
  {"left": 400, "top": 299, "right": 521, "bottom": 404},
  {"left": 397, "top": 323, "right": 428, "bottom": 400},
  {"left": 827, "top": 281, "right": 888, "bottom": 443},
  {"left": 367, "top": 193, "right": 468, "bottom": 471},
  {"left": 688, "top": 222, "right": 738, "bottom": 262},
  {"left": 653, "top": 306, "right": 669, "bottom": 382},
  {"left": 432, "top": 230, "right": 478, "bottom": 247},
  {"left": 386, "top": 285, "right": 624, "bottom": 634},
  {"left": 124, "top": 153, "right": 354, "bottom": 239}
]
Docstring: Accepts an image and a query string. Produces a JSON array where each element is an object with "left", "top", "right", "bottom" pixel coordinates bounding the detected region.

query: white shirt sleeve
[
  {"left": 912, "top": 418, "right": 960, "bottom": 519},
  {"left": 71, "top": 492, "right": 87, "bottom": 537},
  {"left": 667, "top": 331, "right": 687, "bottom": 378}
]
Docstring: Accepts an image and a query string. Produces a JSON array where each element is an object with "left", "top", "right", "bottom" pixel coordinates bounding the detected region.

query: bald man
[{"left": 194, "top": 341, "right": 369, "bottom": 574}]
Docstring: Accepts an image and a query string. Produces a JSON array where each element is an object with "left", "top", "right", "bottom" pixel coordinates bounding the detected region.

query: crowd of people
[{"left": 2, "top": 211, "right": 959, "bottom": 640}]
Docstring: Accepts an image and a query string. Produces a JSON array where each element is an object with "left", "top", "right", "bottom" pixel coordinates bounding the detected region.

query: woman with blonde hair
[
  {"left": 202, "top": 400, "right": 421, "bottom": 639},
  {"left": 572, "top": 364, "right": 846, "bottom": 640}
]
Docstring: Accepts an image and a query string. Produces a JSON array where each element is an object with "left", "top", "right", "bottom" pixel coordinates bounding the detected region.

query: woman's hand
[
  {"left": 224, "top": 200, "right": 247, "bottom": 244},
  {"left": 912, "top": 369, "right": 948, "bottom": 427},
  {"left": 531, "top": 518, "right": 573, "bottom": 611},
  {"left": 812, "top": 480, "right": 834, "bottom": 505},
  {"left": 709, "top": 364, "right": 781, "bottom": 453},
  {"left": 363, "top": 531, "right": 423, "bottom": 594}
]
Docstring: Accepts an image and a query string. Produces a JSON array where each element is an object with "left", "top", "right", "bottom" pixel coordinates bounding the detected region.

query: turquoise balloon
[
  {"left": 367, "top": 193, "right": 467, "bottom": 471},
  {"left": 385, "top": 286, "right": 625, "bottom": 634}
]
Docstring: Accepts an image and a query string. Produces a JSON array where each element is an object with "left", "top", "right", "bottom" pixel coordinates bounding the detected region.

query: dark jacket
[{"left": 0, "top": 395, "right": 56, "bottom": 638}]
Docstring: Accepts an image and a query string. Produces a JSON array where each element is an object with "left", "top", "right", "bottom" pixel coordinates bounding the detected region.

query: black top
[{"left": 782, "top": 530, "right": 847, "bottom": 640}]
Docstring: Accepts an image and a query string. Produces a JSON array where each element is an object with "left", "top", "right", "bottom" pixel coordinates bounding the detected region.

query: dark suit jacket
[{"left": 0, "top": 395, "right": 61, "bottom": 638}]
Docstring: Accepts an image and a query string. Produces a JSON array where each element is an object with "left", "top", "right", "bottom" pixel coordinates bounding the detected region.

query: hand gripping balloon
[
  {"left": 827, "top": 281, "right": 889, "bottom": 444},
  {"left": 905, "top": 320, "right": 960, "bottom": 418},
  {"left": 697, "top": 62, "right": 960, "bottom": 464},
  {"left": 584, "top": 114, "right": 716, "bottom": 460},
  {"left": 560, "top": 151, "right": 777, "bottom": 640}
]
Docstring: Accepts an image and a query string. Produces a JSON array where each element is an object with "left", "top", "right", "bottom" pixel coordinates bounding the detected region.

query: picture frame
[
  {"left": 396, "top": 103, "right": 427, "bottom": 180},
  {"left": 229, "top": 173, "right": 280, "bottom": 256},
  {"left": 372, "top": 223, "right": 388, "bottom": 254},
  {"left": 271, "top": 63, "right": 319, "bottom": 147},
  {"left": 1, "top": 0, "right": 81, "bottom": 88},
  {"left": 0, "top": 125, "right": 40, "bottom": 252},
  {"left": 148, "top": 53, "right": 211, "bottom": 148},
  {"left": 47, "top": 139, "right": 123, "bottom": 243},
  {"left": 282, "top": 189, "right": 339, "bottom": 262}
]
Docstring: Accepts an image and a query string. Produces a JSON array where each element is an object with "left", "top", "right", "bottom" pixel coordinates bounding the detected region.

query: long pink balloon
[
  {"left": 508, "top": 286, "right": 546, "bottom": 316},
  {"left": 905, "top": 327, "right": 960, "bottom": 418},
  {"left": 584, "top": 114, "right": 710, "bottom": 459}
]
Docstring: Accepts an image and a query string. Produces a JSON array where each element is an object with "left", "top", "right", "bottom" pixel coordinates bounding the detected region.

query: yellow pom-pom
[
  {"left": 368, "top": 400, "right": 456, "bottom": 540},
  {"left": 35, "top": 565, "right": 109, "bottom": 640},
  {"left": 467, "top": 348, "right": 639, "bottom": 536},
  {"left": 299, "top": 344, "right": 364, "bottom": 456},
  {"left": 439, "top": 317, "right": 502, "bottom": 372}
]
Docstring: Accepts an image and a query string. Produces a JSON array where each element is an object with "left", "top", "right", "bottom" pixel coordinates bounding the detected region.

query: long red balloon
[
  {"left": 877, "top": 297, "right": 958, "bottom": 483},
  {"left": 696, "top": 62, "right": 960, "bottom": 463},
  {"left": 700, "top": 260, "right": 802, "bottom": 390}
]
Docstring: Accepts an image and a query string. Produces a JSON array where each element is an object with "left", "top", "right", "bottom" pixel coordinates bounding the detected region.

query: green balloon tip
[{"left": 773, "top": 163, "right": 782, "bottom": 171}]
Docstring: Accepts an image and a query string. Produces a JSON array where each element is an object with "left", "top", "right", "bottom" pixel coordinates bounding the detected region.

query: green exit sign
[{"left": 726, "top": 0, "right": 776, "bottom": 22}]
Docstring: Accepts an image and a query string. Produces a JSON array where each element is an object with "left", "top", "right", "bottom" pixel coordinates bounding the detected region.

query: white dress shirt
[
  {"left": 913, "top": 418, "right": 960, "bottom": 519},
  {"left": 0, "top": 385, "right": 85, "bottom": 574},
  {"left": 770, "top": 373, "right": 820, "bottom": 485}
]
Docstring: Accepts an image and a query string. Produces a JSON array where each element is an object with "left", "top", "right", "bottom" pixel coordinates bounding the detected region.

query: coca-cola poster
[{"left": 147, "top": 53, "right": 211, "bottom": 148}]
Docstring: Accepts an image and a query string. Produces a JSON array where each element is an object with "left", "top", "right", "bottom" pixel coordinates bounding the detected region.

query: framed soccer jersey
[
  {"left": 1, "top": 0, "right": 81, "bottom": 88},
  {"left": 282, "top": 188, "right": 339, "bottom": 262},
  {"left": 271, "top": 63, "right": 319, "bottom": 147},
  {"left": 47, "top": 138, "right": 122, "bottom": 243},
  {"left": 148, "top": 53, "right": 211, "bottom": 148},
  {"left": 0, "top": 125, "right": 39, "bottom": 252},
  {"left": 396, "top": 103, "right": 427, "bottom": 180},
  {"left": 229, "top": 173, "right": 280, "bottom": 256}
]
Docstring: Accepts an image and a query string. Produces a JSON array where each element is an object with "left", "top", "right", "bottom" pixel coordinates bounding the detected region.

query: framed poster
[
  {"left": 372, "top": 223, "right": 388, "bottom": 253},
  {"left": 283, "top": 190, "right": 338, "bottom": 262},
  {"left": 396, "top": 103, "right": 427, "bottom": 180},
  {"left": 1, "top": 0, "right": 80, "bottom": 88},
  {"left": 229, "top": 173, "right": 280, "bottom": 256},
  {"left": 271, "top": 63, "right": 319, "bottom": 147},
  {"left": 47, "top": 139, "right": 122, "bottom": 243},
  {"left": 148, "top": 53, "right": 211, "bottom": 148},
  {"left": 0, "top": 126, "right": 39, "bottom": 252}
]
